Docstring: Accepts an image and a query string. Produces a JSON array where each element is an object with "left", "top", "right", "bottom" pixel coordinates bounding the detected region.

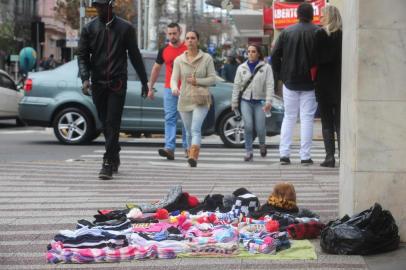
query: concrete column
[{"left": 340, "top": 0, "right": 406, "bottom": 240}]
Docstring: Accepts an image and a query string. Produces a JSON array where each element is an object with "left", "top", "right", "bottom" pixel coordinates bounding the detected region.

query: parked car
[
  {"left": 0, "top": 69, "right": 24, "bottom": 125},
  {"left": 19, "top": 51, "right": 284, "bottom": 147}
]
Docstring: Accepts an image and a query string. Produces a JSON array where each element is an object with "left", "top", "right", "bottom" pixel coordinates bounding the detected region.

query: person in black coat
[{"left": 315, "top": 5, "right": 342, "bottom": 167}]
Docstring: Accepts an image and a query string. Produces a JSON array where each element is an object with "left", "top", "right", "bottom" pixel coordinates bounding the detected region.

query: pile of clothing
[{"left": 47, "top": 182, "right": 325, "bottom": 264}]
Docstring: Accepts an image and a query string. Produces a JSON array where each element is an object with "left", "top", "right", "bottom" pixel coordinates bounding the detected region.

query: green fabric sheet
[{"left": 177, "top": 240, "right": 317, "bottom": 260}]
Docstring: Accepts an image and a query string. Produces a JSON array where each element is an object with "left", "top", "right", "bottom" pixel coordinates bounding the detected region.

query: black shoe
[
  {"left": 280, "top": 157, "right": 290, "bottom": 165},
  {"left": 320, "top": 158, "right": 335, "bottom": 168},
  {"left": 112, "top": 156, "right": 120, "bottom": 173},
  {"left": 259, "top": 145, "right": 267, "bottom": 158},
  {"left": 158, "top": 148, "right": 175, "bottom": 160},
  {"left": 188, "top": 158, "right": 197, "bottom": 167},
  {"left": 301, "top": 159, "right": 314, "bottom": 165},
  {"left": 99, "top": 160, "right": 113, "bottom": 180},
  {"left": 244, "top": 153, "right": 253, "bottom": 162}
]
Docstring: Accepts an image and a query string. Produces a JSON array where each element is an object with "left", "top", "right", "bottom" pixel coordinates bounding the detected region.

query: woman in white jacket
[{"left": 231, "top": 45, "right": 274, "bottom": 161}]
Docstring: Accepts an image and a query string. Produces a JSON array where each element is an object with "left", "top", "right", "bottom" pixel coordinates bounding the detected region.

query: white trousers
[{"left": 279, "top": 85, "right": 317, "bottom": 160}]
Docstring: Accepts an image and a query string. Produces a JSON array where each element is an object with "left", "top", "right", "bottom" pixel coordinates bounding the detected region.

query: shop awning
[{"left": 229, "top": 9, "right": 264, "bottom": 37}]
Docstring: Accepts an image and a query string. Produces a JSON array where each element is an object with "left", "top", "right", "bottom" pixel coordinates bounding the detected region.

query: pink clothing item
[{"left": 133, "top": 222, "right": 173, "bottom": 233}]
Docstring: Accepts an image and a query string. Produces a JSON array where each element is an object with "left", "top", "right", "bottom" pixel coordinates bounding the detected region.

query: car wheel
[
  {"left": 53, "top": 107, "right": 94, "bottom": 144},
  {"left": 218, "top": 111, "right": 245, "bottom": 148},
  {"left": 89, "top": 130, "right": 102, "bottom": 142},
  {"left": 16, "top": 118, "right": 26, "bottom": 127}
]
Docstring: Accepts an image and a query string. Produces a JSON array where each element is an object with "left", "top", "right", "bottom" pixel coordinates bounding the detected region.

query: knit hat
[
  {"left": 230, "top": 188, "right": 259, "bottom": 217},
  {"left": 268, "top": 182, "right": 298, "bottom": 211},
  {"left": 222, "top": 194, "right": 235, "bottom": 212},
  {"left": 189, "top": 194, "right": 225, "bottom": 214},
  {"left": 164, "top": 192, "right": 199, "bottom": 212}
]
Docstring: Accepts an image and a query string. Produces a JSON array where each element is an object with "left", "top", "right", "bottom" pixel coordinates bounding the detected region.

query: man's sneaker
[
  {"left": 280, "top": 157, "right": 291, "bottom": 165},
  {"left": 158, "top": 148, "right": 175, "bottom": 160},
  {"left": 301, "top": 159, "right": 314, "bottom": 165},
  {"left": 99, "top": 161, "right": 113, "bottom": 180},
  {"left": 184, "top": 149, "right": 189, "bottom": 159}
]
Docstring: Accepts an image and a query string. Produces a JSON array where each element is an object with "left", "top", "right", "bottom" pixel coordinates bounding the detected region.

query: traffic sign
[{"left": 66, "top": 29, "right": 79, "bottom": 48}]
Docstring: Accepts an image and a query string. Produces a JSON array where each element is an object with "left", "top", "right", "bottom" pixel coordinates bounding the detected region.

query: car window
[
  {"left": 128, "top": 57, "right": 166, "bottom": 83},
  {"left": 0, "top": 74, "right": 17, "bottom": 90}
]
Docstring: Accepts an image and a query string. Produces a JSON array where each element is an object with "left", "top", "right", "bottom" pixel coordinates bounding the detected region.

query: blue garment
[
  {"left": 163, "top": 88, "right": 187, "bottom": 150},
  {"left": 247, "top": 60, "right": 259, "bottom": 74},
  {"left": 179, "top": 106, "right": 209, "bottom": 146},
  {"left": 241, "top": 99, "right": 266, "bottom": 153}
]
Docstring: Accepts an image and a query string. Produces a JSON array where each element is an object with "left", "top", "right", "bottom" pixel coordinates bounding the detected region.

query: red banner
[
  {"left": 263, "top": 7, "right": 273, "bottom": 26},
  {"left": 273, "top": 0, "right": 326, "bottom": 29}
]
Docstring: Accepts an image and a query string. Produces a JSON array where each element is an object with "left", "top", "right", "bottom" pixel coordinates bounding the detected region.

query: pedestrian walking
[
  {"left": 231, "top": 44, "right": 274, "bottom": 161},
  {"left": 148, "top": 22, "right": 188, "bottom": 160},
  {"left": 170, "top": 31, "right": 216, "bottom": 167},
  {"left": 221, "top": 56, "right": 238, "bottom": 83},
  {"left": 43, "top": 54, "right": 56, "bottom": 70},
  {"left": 78, "top": 0, "right": 148, "bottom": 180},
  {"left": 315, "top": 5, "right": 342, "bottom": 167},
  {"left": 271, "top": 2, "right": 319, "bottom": 165}
]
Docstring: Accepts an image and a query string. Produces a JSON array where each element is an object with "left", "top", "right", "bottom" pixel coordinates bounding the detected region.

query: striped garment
[{"left": 47, "top": 241, "right": 180, "bottom": 264}]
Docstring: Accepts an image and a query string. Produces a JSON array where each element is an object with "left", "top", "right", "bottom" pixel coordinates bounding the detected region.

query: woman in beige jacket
[{"left": 171, "top": 31, "right": 216, "bottom": 167}]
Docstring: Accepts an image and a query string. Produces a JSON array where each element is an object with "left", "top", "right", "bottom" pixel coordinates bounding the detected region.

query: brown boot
[
  {"left": 188, "top": 145, "right": 200, "bottom": 167},
  {"left": 158, "top": 148, "right": 175, "bottom": 160}
]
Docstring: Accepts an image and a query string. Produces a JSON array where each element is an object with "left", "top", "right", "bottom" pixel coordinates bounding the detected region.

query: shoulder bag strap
[{"left": 241, "top": 65, "right": 262, "bottom": 94}]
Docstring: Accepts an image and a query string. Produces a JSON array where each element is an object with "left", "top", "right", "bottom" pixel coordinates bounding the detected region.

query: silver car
[
  {"left": 0, "top": 70, "right": 24, "bottom": 125},
  {"left": 19, "top": 51, "right": 284, "bottom": 147}
]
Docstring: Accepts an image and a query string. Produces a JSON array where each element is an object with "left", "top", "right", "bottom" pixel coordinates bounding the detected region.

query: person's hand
[
  {"left": 147, "top": 83, "right": 155, "bottom": 100},
  {"left": 186, "top": 75, "right": 197, "bottom": 86},
  {"left": 82, "top": 80, "right": 91, "bottom": 96},
  {"left": 171, "top": 88, "right": 180, "bottom": 96},
  {"left": 263, "top": 102, "right": 272, "bottom": 112},
  {"left": 231, "top": 104, "right": 238, "bottom": 111},
  {"left": 141, "top": 84, "right": 149, "bottom": 99}
]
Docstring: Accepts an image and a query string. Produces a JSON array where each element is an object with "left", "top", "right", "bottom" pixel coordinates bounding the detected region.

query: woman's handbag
[
  {"left": 190, "top": 63, "right": 212, "bottom": 106},
  {"left": 191, "top": 85, "right": 212, "bottom": 106}
]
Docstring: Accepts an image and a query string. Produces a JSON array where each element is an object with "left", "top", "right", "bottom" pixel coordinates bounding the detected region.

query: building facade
[{"left": 36, "top": 0, "right": 67, "bottom": 63}]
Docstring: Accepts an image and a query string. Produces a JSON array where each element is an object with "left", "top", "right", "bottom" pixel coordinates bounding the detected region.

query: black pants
[
  {"left": 92, "top": 79, "right": 127, "bottom": 162},
  {"left": 319, "top": 100, "right": 340, "bottom": 150}
]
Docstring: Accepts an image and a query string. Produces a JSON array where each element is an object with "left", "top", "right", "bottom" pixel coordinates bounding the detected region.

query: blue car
[{"left": 19, "top": 51, "right": 284, "bottom": 147}]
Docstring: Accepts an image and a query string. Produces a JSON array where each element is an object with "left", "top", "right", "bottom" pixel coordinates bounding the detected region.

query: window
[
  {"left": 0, "top": 74, "right": 17, "bottom": 90},
  {"left": 128, "top": 57, "right": 166, "bottom": 83}
]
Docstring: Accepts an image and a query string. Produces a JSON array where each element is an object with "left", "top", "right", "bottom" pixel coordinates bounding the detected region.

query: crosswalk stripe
[{"left": 0, "top": 142, "right": 367, "bottom": 269}]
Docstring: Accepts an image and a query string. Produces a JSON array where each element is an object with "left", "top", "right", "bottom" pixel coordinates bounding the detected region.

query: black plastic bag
[{"left": 320, "top": 203, "right": 400, "bottom": 255}]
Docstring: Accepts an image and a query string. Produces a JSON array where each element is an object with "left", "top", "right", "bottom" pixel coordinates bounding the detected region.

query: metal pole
[
  {"left": 176, "top": 0, "right": 180, "bottom": 22},
  {"left": 143, "top": 0, "right": 148, "bottom": 49},
  {"left": 147, "top": 0, "right": 157, "bottom": 50},
  {"left": 191, "top": 0, "right": 195, "bottom": 30},
  {"left": 137, "top": 0, "right": 142, "bottom": 49},
  {"left": 79, "top": 0, "right": 83, "bottom": 32},
  {"left": 36, "top": 22, "right": 40, "bottom": 70}
]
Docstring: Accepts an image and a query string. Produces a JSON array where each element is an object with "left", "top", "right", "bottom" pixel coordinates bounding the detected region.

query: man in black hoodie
[
  {"left": 78, "top": 0, "right": 149, "bottom": 180},
  {"left": 271, "top": 3, "right": 319, "bottom": 166}
]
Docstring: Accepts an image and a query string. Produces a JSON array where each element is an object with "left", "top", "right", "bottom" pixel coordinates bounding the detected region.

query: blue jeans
[
  {"left": 241, "top": 99, "right": 266, "bottom": 153},
  {"left": 163, "top": 88, "right": 187, "bottom": 150},
  {"left": 179, "top": 106, "right": 209, "bottom": 146}
]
